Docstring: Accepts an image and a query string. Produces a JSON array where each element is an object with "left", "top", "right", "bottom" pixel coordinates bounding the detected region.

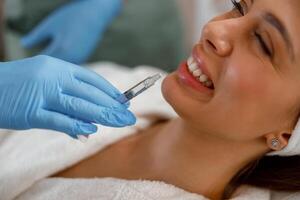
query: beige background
[{"left": 177, "top": 0, "right": 231, "bottom": 49}]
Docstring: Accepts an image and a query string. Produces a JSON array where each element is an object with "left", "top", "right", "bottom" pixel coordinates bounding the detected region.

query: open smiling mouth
[
  {"left": 187, "top": 56, "right": 215, "bottom": 90},
  {"left": 181, "top": 56, "right": 215, "bottom": 91},
  {"left": 177, "top": 44, "right": 216, "bottom": 94}
]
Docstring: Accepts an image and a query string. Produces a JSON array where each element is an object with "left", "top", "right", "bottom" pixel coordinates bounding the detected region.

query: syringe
[
  {"left": 77, "top": 73, "right": 162, "bottom": 143},
  {"left": 117, "top": 73, "right": 162, "bottom": 103}
]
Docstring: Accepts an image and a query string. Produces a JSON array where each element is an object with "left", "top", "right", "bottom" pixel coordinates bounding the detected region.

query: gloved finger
[
  {"left": 36, "top": 109, "right": 98, "bottom": 138},
  {"left": 21, "top": 22, "right": 51, "bottom": 49},
  {"left": 63, "top": 78, "right": 127, "bottom": 109},
  {"left": 48, "top": 94, "right": 136, "bottom": 127},
  {"left": 74, "top": 67, "right": 123, "bottom": 100}
]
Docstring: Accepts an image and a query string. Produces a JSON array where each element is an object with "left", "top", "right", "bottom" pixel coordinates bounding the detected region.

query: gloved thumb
[
  {"left": 41, "top": 37, "right": 61, "bottom": 57},
  {"left": 21, "top": 23, "right": 51, "bottom": 49}
]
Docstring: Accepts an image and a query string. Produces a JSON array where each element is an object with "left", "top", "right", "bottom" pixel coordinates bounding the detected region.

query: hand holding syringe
[{"left": 77, "top": 73, "right": 162, "bottom": 142}]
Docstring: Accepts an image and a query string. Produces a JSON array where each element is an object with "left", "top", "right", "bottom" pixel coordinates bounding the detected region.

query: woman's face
[{"left": 162, "top": 0, "right": 300, "bottom": 141}]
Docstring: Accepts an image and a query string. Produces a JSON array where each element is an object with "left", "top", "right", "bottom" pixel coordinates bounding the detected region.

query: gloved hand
[
  {"left": 0, "top": 55, "right": 136, "bottom": 138},
  {"left": 21, "top": 0, "right": 123, "bottom": 64}
]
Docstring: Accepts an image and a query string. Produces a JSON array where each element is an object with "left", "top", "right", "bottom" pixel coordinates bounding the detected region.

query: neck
[{"left": 134, "top": 118, "right": 269, "bottom": 200}]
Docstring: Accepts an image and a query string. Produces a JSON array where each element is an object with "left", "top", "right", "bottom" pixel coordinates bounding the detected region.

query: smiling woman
[
  {"left": 161, "top": 0, "right": 300, "bottom": 198},
  {"left": 3, "top": 0, "right": 300, "bottom": 200}
]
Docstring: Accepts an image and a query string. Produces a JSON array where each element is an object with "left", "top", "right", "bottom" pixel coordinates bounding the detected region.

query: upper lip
[{"left": 192, "top": 45, "right": 215, "bottom": 88}]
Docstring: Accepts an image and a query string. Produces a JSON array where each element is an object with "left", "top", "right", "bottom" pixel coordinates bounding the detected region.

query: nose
[{"left": 201, "top": 21, "right": 234, "bottom": 57}]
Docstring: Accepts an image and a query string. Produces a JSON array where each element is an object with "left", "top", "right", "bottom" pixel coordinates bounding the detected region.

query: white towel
[
  {"left": 15, "top": 178, "right": 207, "bottom": 200},
  {"left": 0, "top": 62, "right": 290, "bottom": 200},
  {"left": 15, "top": 178, "right": 273, "bottom": 200}
]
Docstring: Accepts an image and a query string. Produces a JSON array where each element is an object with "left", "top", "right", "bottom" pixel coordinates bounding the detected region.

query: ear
[{"left": 265, "top": 132, "right": 291, "bottom": 151}]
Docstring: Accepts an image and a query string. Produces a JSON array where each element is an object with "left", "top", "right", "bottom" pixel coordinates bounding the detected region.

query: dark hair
[{"left": 223, "top": 156, "right": 300, "bottom": 199}]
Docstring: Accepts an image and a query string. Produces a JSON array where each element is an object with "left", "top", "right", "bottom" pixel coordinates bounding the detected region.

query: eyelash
[
  {"left": 231, "top": 0, "right": 244, "bottom": 15},
  {"left": 230, "top": 0, "right": 273, "bottom": 57}
]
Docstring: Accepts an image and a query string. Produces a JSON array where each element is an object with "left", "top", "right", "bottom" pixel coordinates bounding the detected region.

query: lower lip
[{"left": 177, "top": 62, "right": 213, "bottom": 94}]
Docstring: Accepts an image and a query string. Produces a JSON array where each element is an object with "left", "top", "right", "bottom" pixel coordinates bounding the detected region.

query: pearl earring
[{"left": 271, "top": 138, "right": 280, "bottom": 149}]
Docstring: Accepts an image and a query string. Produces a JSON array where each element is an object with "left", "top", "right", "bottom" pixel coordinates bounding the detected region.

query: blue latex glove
[
  {"left": 0, "top": 55, "right": 136, "bottom": 138},
  {"left": 21, "top": 0, "right": 123, "bottom": 64}
]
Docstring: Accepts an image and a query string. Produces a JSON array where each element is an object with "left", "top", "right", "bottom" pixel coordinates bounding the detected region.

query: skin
[{"left": 56, "top": 1, "right": 300, "bottom": 199}]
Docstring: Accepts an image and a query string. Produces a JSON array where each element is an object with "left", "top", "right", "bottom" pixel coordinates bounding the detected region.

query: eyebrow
[{"left": 263, "top": 12, "right": 295, "bottom": 61}]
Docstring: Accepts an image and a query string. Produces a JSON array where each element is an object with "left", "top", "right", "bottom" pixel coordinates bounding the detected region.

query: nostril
[{"left": 206, "top": 39, "right": 217, "bottom": 51}]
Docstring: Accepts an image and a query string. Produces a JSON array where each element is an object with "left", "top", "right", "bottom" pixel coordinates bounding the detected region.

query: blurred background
[{"left": 3, "top": 0, "right": 231, "bottom": 72}]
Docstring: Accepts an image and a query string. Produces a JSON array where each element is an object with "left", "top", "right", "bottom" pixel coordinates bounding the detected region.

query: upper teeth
[{"left": 187, "top": 56, "right": 213, "bottom": 87}]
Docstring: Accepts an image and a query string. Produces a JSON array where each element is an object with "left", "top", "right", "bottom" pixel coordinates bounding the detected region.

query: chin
[
  {"left": 161, "top": 72, "right": 192, "bottom": 119},
  {"left": 161, "top": 72, "right": 176, "bottom": 103},
  {"left": 161, "top": 71, "right": 220, "bottom": 134},
  {"left": 161, "top": 72, "right": 180, "bottom": 106}
]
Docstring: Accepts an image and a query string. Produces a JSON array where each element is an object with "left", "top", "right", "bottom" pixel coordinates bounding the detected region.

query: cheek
[
  {"left": 217, "top": 61, "right": 287, "bottom": 138},
  {"left": 224, "top": 62, "right": 269, "bottom": 97}
]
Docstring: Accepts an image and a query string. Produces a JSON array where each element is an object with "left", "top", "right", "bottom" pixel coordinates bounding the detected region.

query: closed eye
[
  {"left": 231, "top": 0, "right": 273, "bottom": 58},
  {"left": 254, "top": 32, "right": 272, "bottom": 57}
]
